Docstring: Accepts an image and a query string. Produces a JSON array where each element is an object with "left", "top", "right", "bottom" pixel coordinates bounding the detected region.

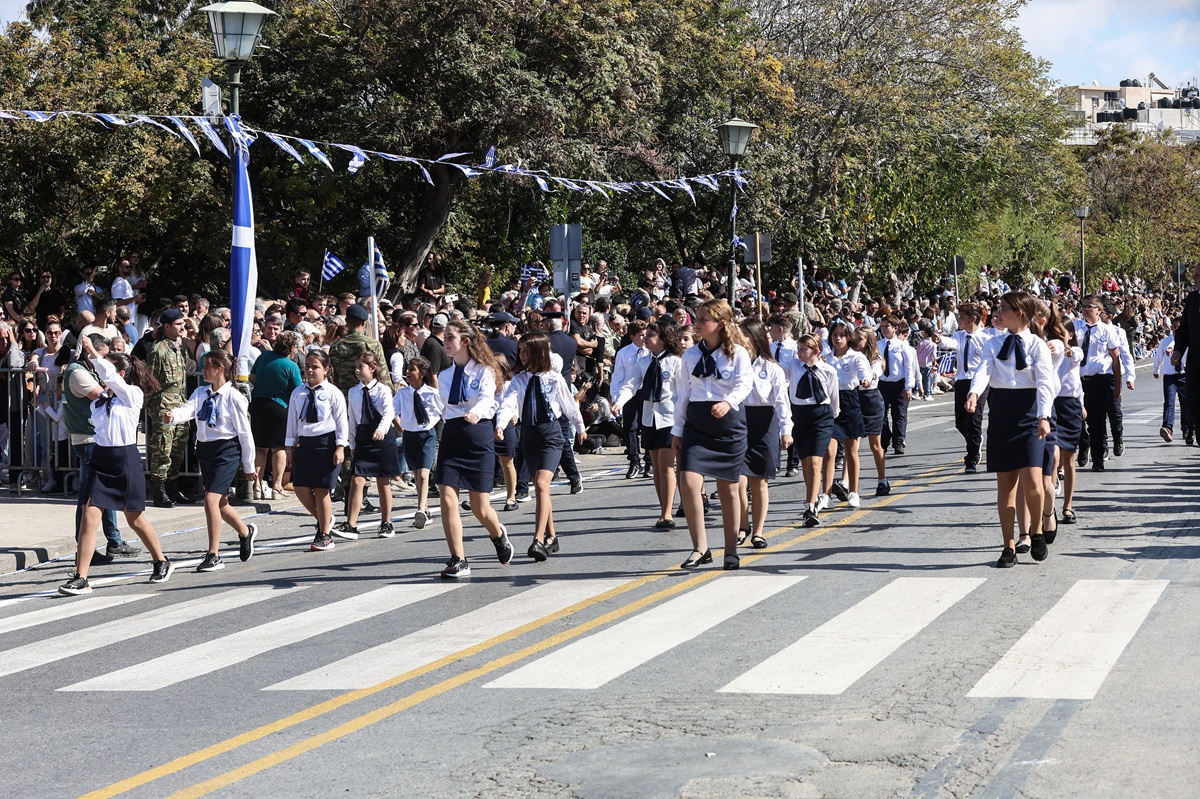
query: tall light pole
[
  {"left": 201, "top": 1, "right": 276, "bottom": 118},
  {"left": 1073, "top": 205, "right": 1089, "bottom": 295},
  {"left": 717, "top": 116, "right": 758, "bottom": 305}
]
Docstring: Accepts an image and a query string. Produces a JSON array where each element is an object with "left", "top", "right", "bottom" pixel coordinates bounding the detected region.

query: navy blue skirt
[
  {"left": 353, "top": 424, "right": 401, "bottom": 478},
  {"left": 83, "top": 444, "right": 146, "bottom": 513},
  {"left": 742, "top": 405, "right": 780, "bottom": 479},
  {"left": 986, "top": 388, "right": 1045, "bottom": 473},
  {"left": 197, "top": 437, "right": 241, "bottom": 494},
  {"left": 680, "top": 401, "right": 747, "bottom": 483},
  {"left": 293, "top": 433, "right": 340, "bottom": 490},
  {"left": 832, "top": 388, "right": 866, "bottom": 440},
  {"left": 792, "top": 403, "right": 835, "bottom": 459},
  {"left": 1052, "top": 395, "right": 1083, "bottom": 453},
  {"left": 402, "top": 429, "right": 437, "bottom": 471},
  {"left": 858, "top": 388, "right": 885, "bottom": 436},
  {"left": 493, "top": 418, "right": 518, "bottom": 458},
  {"left": 522, "top": 419, "right": 565, "bottom": 474},
  {"left": 434, "top": 417, "right": 496, "bottom": 493}
]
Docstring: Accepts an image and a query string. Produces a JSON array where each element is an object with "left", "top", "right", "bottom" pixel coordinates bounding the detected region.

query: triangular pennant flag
[
  {"left": 480, "top": 146, "right": 496, "bottom": 169},
  {"left": 264, "top": 131, "right": 305, "bottom": 165},
  {"left": 95, "top": 113, "right": 130, "bottom": 126},
  {"left": 296, "top": 138, "right": 333, "bottom": 170},
  {"left": 193, "top": 116, "right": 229, "bottom": 158},
  {"left": 436, "top": 151, "right": 470, "bottom": 162},
  {"left": 167, "top": 116, "right": 203, "bottom": 157},
  {"left": 449, "top": 163, "right": 481, "bottom": 178},
  {"left": 331, "top": 143, "right": 368, "bottom": 174},
  {"left": 20, "top": 111, "right": 56, "bottom": 121},
  {"left": 132, "top": 114, "right": 179, "bottom": 138}
]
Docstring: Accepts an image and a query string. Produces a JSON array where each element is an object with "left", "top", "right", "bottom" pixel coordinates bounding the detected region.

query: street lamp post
[
  {"left": 717, "top": 116, "right": 758, "bottom": 306},
  {"left": 200, "top": 1, "right": 277, "bottom": 118},
  {"left": 1073, "top": 205, "right": 1089, "bottom": 295}
]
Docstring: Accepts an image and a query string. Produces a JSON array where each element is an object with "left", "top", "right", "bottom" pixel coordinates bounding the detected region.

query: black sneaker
[
  {"left": 239, "top": 524, "right": 258, "bottom": 562},
  {"left": 569, "top": 480, "right": 583, "bottom": 494},
  {"left": 1077, "top": 449, "right": 1089, "bottom": 467},
  {"left": 830, "top": 480, "right": 849, "bottom": 502},
  {"left": 893, "top": 443, "right": 905, "bottom": 455},
  {"left": 149, "top": 558, "right": 175, "bottom": 584},
  {"left": 106, "top": 541, "right": 142, "bottom": 557},
  {"left": 625, "top": 462, "right": 642, "bottom": 479},
  {"left": 362, "top": 497, "right": 377, "bottom": 513},
  {"left": 440, "top": 557, "right": 471, "bottom": 578},
  {"left": 997, "top": 547, "right": 1017, "bottom": 568},
  {"left": 803, "top": 505, "right": 820, "bottom": 528},
  {"left": 378, "top": 521, "right": 395, "bottom": 539},
  {"left": 875, "top": 480, "right": 891, "bottom": 497},
  {"left": 58, "top": 574, "right": 92, "bottom": 596},
  {"left": 515, "top": 490, "right": 532, "bottom": 503},
  {"left": 460, "top": 499, "right": 472, "bottom": 511},
  {"left": 785, "top": 467, "right": 798, "bottom": 478},
  {"left": 493, "top": 528, "right": 515, "bottom": 565},
  {"left": 1113, "top": 440, "right": 1124, "bottom": 457},
  {"left": 311, "top": 532, "right": 335, "bottom": 552},
  {"left": 702, "top": 494, "right": 711, "bottom": 514},
  {"left": 331, "top": 521, "right": 359, "bottom": 541},
  {"left": 413, "top": 509, "right": 429, "bottom": 529},
  {"left": 964, "top": 461, "right": 978, "bottom": 474},
  {"left": 196, "top": 552, "right": 224, "bottom": 572}
]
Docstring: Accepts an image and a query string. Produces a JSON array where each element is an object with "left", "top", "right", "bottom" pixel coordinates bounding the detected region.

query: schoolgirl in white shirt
[
  {"left": 789, "top": 333, "right": 840, "bottom": 527},
  {"left": 58, "top": 337, "right": 174, "bottom": 596},
  {"left": 285, "top": 349, "right": 350, "bottom": 553},
  {"left": 434, "top": 320, "right": 513, "bottom": 579},
  {"left": 613, "top": 321, "right": 683, "bottom": 530},
  {"left": 342, "top": 353, "right": 399, "bottom": 539},
  {"left": 672, "top": 299, "right": 754, "bottom": 571},
  {"left": 736, "top": 317, "right": 792, "bottom": 549},
  {"left": 966, "top": 291, "right": 1055, "bottom": 568},
  {"left": 393, "top": 356, "right": 443, "bottom": 529},
  {"left": 166, "top": 349, "right": 258, "bottom": 572},
  {"left": 497, "top": 331, "right": 584, "bottom": 561},
  {"left": 823, "top": 320, "right": 872, "bottom": 510},
  {"left": 854, "top": 327, "right": 889, "bottom": 496},
  {"left": 1048, "top": 302, "right": 1084, "bottom": 527},
  {"left": 950, "top": 303, "right": 992, "bottom": 473}
]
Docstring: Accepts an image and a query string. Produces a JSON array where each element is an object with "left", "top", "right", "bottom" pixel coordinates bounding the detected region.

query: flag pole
[
  {"left": 318, "top": 250, "right": 325, "bottom": 294},
  {"left": 368, "top": 236, "right": 380, "bottom": 341}
]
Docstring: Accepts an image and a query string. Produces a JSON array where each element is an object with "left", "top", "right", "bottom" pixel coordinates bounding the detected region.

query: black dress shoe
[
  {"left": 680, "top": 548, "right": 713, "bottom": 569},
  {"left": 654, "top": 519, "right": 676, "bottom": 530},
  {"left": 1077, "top": 449, "right": 1089, "bottom": 467},
  {"left": 1091, "top": 461, "right": 1105, "bottom": 472},
  {"left": 1113, "top": 440, "right": 1124, "bottom": 457},
  {"left": 1015, "top": 536, "right": 1031, "bottom": 554},
  {"left": 527, "top": 540, "right": 549, "bottom": 562},
  {"left": 784, "top": 467, "right": 798, "bottom": 478},
  {"left": 723, "top": 554, "right": 740, "bottom": 571},
  {"left": 1030, "top": 534, "right": 1048, "bottom": 561},
  {"left": 997, "top": 547, "right": 1017, "bottom": 568},
  {"left": 893, "top": 444, "right": 905, "bottom": 455},
  {"left": 545, "top": 536, "right": 559, "bottom": 553}
]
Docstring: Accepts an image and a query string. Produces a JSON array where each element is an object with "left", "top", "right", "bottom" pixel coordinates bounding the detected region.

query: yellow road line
[{"left": 83, "top": 464, "right": 955, "bottom": 799}]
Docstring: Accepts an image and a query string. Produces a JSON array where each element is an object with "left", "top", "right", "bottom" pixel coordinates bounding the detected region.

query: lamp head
[
  {"left": 1073, "top": 205, "right": 1090, "bottom": 219},
  {"left": 201, "top": 1, "right": 276, "bottom": 62},
  {"left": 717, "top": 117, "right": 759, "bottom": 159}
]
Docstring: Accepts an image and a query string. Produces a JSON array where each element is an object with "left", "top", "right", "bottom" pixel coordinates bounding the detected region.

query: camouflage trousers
[{"left": 146, "top": 412, "right": 188, "bottom": 481}]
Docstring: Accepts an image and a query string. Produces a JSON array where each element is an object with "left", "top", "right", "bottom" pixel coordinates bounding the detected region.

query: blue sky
[{"left": 0, "top": 0, "right": 1198, "bottom": 90}]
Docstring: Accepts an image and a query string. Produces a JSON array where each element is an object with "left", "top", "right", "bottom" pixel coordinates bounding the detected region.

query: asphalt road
[{"left": 1, "top": 384, "right": 1197, "bottom": 799}]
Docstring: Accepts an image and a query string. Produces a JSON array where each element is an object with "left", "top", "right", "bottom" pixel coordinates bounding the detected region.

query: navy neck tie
[
  {"left": 303, "top": 386, "right": 320, "bottom": 423},
  {"left": 692, "top": 341, "right": 719, "bottom": 378},
  {"left": 795, "top": 365, "right": 827, "bottom": 403},
  {"left": 521, "top": 374, "right": 551, "bottom": 425},
  {"left": 412, "top": 389, "right": 429, "bottom": 427},
  {"left": 1082, "top": 324, "right": 1093, "bottom": 366},
  {"left": 774, "top": 342, "right": 782, "bottom": 360},
  {"left": 197, "top": 389, "right": 218, "bottom": 427},
  {"left": 882, "top": 340, "right": 892, "bottom": 377},
  {"left": 93, "top": 392, "right": 115, "bottom": 414},
  {"left": 361, "top": 383, "right": 381, "bottom": 426},
  {"left": 448, "top": 363, "right": 466, "bottom": 404},
  {"left": 962, "top": 335, "right": 972, "bottom": 369},
  {"left": 998, "top": 333, "right": 1029, "bottom": 371},
  {"left": 644, "top": 356, "right": 665, "bottom": 402}
]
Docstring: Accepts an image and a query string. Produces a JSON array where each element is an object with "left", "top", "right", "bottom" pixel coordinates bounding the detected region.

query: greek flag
[
  {"left": 372, "top": 247, "right": 390, "bottom": 298},
  {"left": 322, "top": 249, "right": 347, "bottom": 281},
  {"left": 937, "top": 352, "right": 957, "bottom": 375},
  {"left": 229, "top": 116, "right": 257, "bottom": 378}
]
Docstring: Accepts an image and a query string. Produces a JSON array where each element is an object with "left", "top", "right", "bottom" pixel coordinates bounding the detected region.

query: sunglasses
[{"left": 21, "top": 327, "right": 36, "bottom": 333}]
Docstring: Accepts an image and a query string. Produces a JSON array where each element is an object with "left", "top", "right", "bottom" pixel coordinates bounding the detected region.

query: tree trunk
[{"left": 389, "top": 164, "right": 466, "bottom": 299}]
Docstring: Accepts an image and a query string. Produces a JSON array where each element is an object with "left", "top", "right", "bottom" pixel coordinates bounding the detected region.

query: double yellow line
[{"left": 82, "top": 464, "right": 955, "bottom": 799}]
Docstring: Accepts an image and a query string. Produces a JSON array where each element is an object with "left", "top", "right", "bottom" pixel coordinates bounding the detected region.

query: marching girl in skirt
[
  {"left": 393, "top": 356, "right": 444, "bottom": 530},
  {"left": 965, "top": 291, "right": 1055, "bottom": 568},
  {"left": 736, "top": 317, "right": 792, "bottom": 549},
  {"left": 435, "top": 319, "right": 514, "bottom": 579},
  {"left": 497, "top": 331, "right": 584, "bottom": 561},
  {"left": 789, "top": 333, "right": 840, "bottom": 527},
  {"left": 823, "top": 321, "right": 872, "bottom": 510},
  {"left": 1050, "top": 302, "right": 1084, "bottom": 527},
  {"left": 491, "top": 361, "right": 520, "bottom": 512},
  {"left": 165, "top": 349, "right": 258, "bottom": 572},
  {"left": 59, "top": 337, "right": 174, "bottom": 595},
  {"left": 342, "top": 353, "right": 400, "bottom": 539},
  {"left": 854, "top": 327, "right": 890, "bottom": 496},
  {"left": 670, "top": 322, "right": 712, "bottom": 520},
  {"left": 613, "top": 321, "right": 684, "bottom": 530},
  {"left": 671, "top": 299, "right": 754, "bottom": 570},
  {"left": 285, "top": 350, "right": 350, "bottom": 553}
]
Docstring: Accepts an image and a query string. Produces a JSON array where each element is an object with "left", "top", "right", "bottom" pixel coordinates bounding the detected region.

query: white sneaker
[
  {"left": 1055, "top": 481, "right": 1063, "bottom": 497},
  {"left": 847, "top": 491, "right": 861, "bottom": 508},
  {"left": 815, "top": 494, "right": 829, "bottom": 513},
  {"left": 262, "top": 485, "right": 274, "bottom": 500}
]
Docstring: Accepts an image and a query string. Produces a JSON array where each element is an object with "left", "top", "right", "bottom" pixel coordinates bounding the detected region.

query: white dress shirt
[
  {"left": 1111, "top": 323, "right": 1135, "bottom": 384},
  {"left": 672, "top": 343, "right": 754, "bottom": 437},
  {"left": 285, "top": 380, "right": 350, "bottom": 446},
  {"left": 788, "top": 358, "right": 841, "bottom": 419},
  {"left": 498, "top": 371, "right": 584, "bottom": 431},
  {"left": 438, "top": 358, "right": 497, "bottom": 421},
  {"left": 170, "top": 381, "right": 256, "bottom": 473},
  {"left": 611, "top": 342, "right": 652, "bottom": 405},
  {"left": 89, "top": 356, "right": 143, "bottom": 448},
  {"left": 394, "top": 384, "right": 444, "bottom": 432},
  {"left": 877, "top": 336, "right": 916, "bottom": 389},
  {"left": 1056, "top": 342, "right": 1084, "bottom": 400},
  {"left": 968, "top": 330, "right": 1055, "bottom": 418},
  {"left": 633, "top": 353, "right": 682, "bottom": 431},
  {"left": 745, "top": 357, "right": 793, "bottom": 437},
  {"left": 1154, "top": 334, "right": 1184, "bottom": 376},
  {"left": 769, "top": 339, "right": 797, "bottom": 369},
  {"left": 952, "top": 329, "right": 990, "bottom": 381},
  {"left": 1073, "top": 319, "right": 1118, "bottom": 376},
  {"left": 825, "top": 350, "right": 872, "bottom": 391},
  {"left": 348, "top": 380, "right": 396, "bottom": 437}
]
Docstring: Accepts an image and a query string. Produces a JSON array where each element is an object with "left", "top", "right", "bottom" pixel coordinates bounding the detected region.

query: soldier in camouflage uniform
[
  {"left": 328, "top": 304, "right": 390, "bottom": 507},
  {"left": 146, "top": 308, "right": 194, "bottom": 508}
]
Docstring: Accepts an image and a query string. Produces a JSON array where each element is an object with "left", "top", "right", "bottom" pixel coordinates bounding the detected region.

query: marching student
[
  {"left": 737, "top": 317, "right": 791, "bottom": 548},
  {"left": 59, "top": 336, "right": 174, "bottom": 595},
  {"left": 393, "top": 356, "right": 444, "bottom": 529},
  {"left": 823, "top": 320, "right": 871, "bottom": 510},
  {"left": 672, "top": 299, "right": 753, "bottom": 570},
  {"left": 1073, "top": 294, "right": 1122, "bottom": 472},
  {"left": 491, "top": 360, "right": 520, "bottom": 511},
  {"left": 671, "top": 322, "right": 711, "bottom": 520},
  {"left": 853, "top": 327, "right": 890, "bottom": 495},
  {"left": 789, "top": 332, "right": 840, "bottom": 526},
  {"left": 768, "top": 313, "right": 800, "bottom": 477},
  {"left": 497, "top": 331, "right": 585, "bottom": 560},
  {"left": 1100, "top": 299, "right": 1135, "bottom": 457},
  {"left": 434, "top": 319, "right": 514, "bottom": 578},
  {"left": 951, "top": 303, "right": 992, "bottom": 473},
  {"left": 165, "top": 349, "right": 258, "bottom": 572},
  {"left": 611, "top": 319, "right": 653, "bottom": 479},
  {"left": 341, "top": 352, "right": 399, "bottom": 539},
  {"left": 1153, "top": 317, "right": 1192, "bottom": 444},
  {"left": 1051, "top": 302, "right": 1085, "bottom": 527},
  {"left": 965, "top": 291, "right": 1055, "bottom": 568},
  {"left": 1035, "top": 302, "right": 1075, "bottom": 547},
  {"left": 285, "top": 349, "right": 350, "bottom": 552},
  {"left": 877, "top": 314, "right": 915, "bottom": 456}
]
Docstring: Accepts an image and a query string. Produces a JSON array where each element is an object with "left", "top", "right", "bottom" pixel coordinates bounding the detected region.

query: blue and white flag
[
  {"left": 322, "top": 249, "right": 347, "bottom": 282},
  {"left": 228, "top": 116, "right": 257, "bottom": 377},
  {"left": 372, "top": 247, "right": 390, "bottom": 298}
]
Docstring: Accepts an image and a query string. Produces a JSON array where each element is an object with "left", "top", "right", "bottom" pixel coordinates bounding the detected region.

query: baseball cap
[
  {"left": 488, "top": 311, "right": 520, "bottom": 324},
  {"left": 431, "top": 313, "right": 449, "bottom": 329}
]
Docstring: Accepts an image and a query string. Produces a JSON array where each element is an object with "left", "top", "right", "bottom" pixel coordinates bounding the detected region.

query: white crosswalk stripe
[
  {"left": 720, "top": 577, "right": 986, "bottom": 695},
  {"left": 0, "top": 586, "right": 296, "bottom": 680},
  {"left": 967, "top": 579, "right": 1168, "bottom": 700},
  {"left": 266, "top": 578, "right": 631, "bottom": 691},
  {"left": 0, "top": 594, "right": 155, "bottom": 636},
  {"left": 61, "top": 583, "right": 462, "bottom": 692},
  {"left": 484, "top": 574, "right": 804, "bottom": 690}
]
